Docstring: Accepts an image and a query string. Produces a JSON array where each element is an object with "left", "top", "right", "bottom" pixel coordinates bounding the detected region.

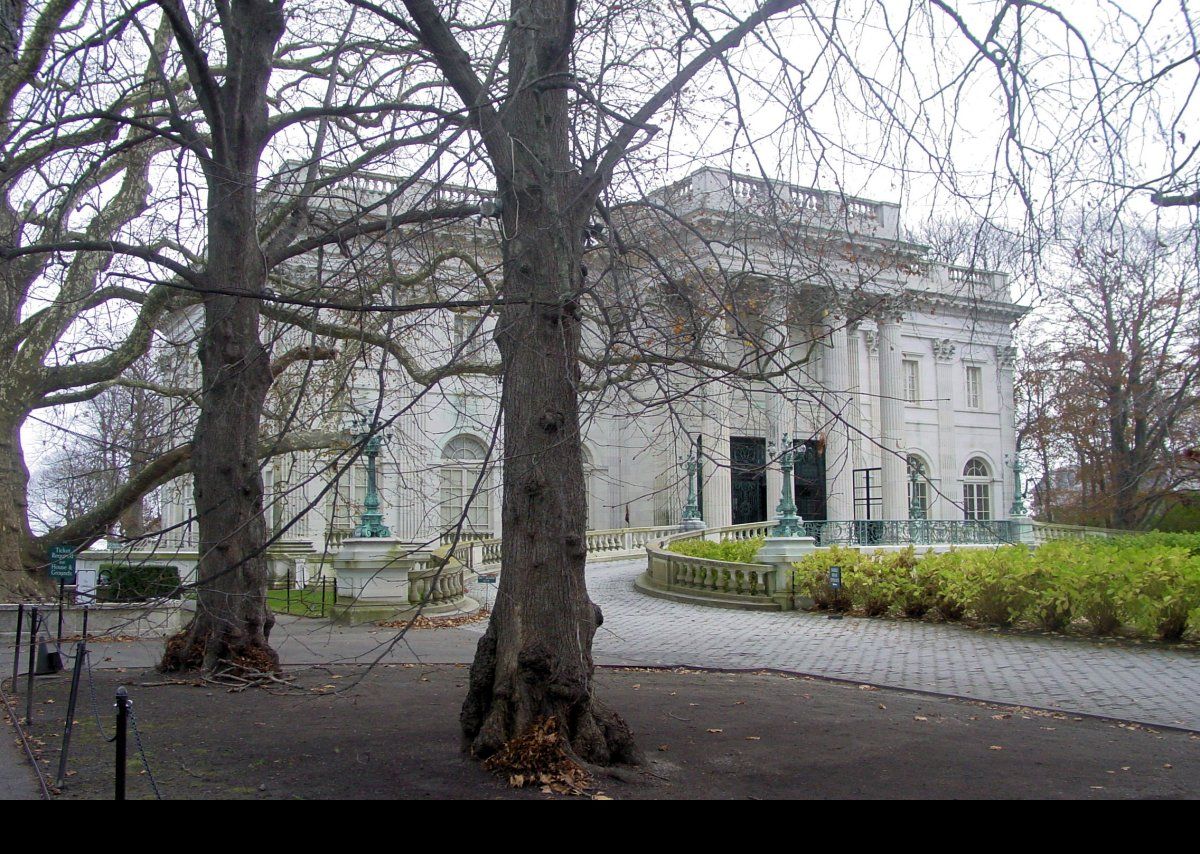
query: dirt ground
[{"left": 11, "top": 664, "right": 1200, "bottom": 799}]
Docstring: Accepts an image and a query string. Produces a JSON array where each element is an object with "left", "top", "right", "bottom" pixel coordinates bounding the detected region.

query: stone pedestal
[
  {"left": 1010, "top": 515, "right": 1036, "bottom": 546},
  {"left": 755, "top": 535, "right": 818, "bottom": 611},
  {"left": 679, "top": 516, "right": 707, "bottom": 532},
  {"left": 330, "top": 537, "right": 420, "bottom": 624}
]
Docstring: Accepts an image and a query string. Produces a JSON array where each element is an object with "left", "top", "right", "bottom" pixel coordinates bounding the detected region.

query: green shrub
[
  {"left": 844, "top": 556, "right": 897, "bottom": 616},
  {"left": 793, "top": 547, "right": 861, "bottom": 611},
  {"left": 97, "top": 562, "right": 182, "bottom": 602},
  {"left": 958, "top": 547, "right": 1036, "bottom": 626},
  {"left": 1121, "top": 548, "right": 1200, "bottom": 641},
  {"left": 886, "top": 547, "right": 938, "bottom": 618},
  {"left": 668, "top": 537, "right": 765, "bottom": 564},
  {"left": 924, "top": 550, "right": 969, "bottom": 620},
  {"left": 1027, "top": 543, "right": 1084, "bottom": 631}
]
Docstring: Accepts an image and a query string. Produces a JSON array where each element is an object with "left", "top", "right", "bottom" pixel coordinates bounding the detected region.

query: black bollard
[
  {"left": 25, "top": 608, "right": 38, "bottom": 724},
  {"left": 11, "top": 603, "right": 23, "bottom": 687},
  {"left": 114, "top": 686, "right": 129, "bottom": 801},
  {"left": 56, "top": 580, "right": 65, "bottom": 646},
  {"left": 56, "top": 640, "right": 86, "bottom": 788}
]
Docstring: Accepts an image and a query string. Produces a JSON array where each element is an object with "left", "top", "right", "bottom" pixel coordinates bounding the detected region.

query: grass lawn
[{"left": 266, "top": 582, "right": 335, "bottom": 618}]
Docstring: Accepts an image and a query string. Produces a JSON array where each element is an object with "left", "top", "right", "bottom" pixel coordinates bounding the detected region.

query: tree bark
[
  {"left": 160, "top": 0, "right": 285, "bottom": 674},
  {"left": 458, "top": 0, "right": 638, "bottom": 765},
  {"left": 0, "top": 406, "right": 51, "bottom": 600}
]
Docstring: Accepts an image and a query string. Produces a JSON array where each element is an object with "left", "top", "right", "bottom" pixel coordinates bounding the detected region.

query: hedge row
[
  {"left": 793, "top": 538, "right": 1200, "bottom": 641},
  {"left": 666, "top": 537, "right": 766, "bottom": 564}
]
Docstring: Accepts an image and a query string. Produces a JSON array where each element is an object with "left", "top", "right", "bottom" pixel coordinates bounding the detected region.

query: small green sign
[{"left": 48, "top": 544, "right": 76, "bottom": 581}]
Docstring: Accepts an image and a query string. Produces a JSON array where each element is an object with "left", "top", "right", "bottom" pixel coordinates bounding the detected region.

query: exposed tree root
[
  {"left": 461, "top": 627, "right": 642, "bottom": 768},
  {"left": 159, "top": 621, "right": 280, "bottom": 677}
]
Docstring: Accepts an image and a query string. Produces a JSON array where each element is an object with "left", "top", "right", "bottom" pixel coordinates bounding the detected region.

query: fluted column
[
  {"left": 823, "top": 315, "right": 854, "bottom": 520},
  {"left": 877, "top": 312, "right": 908, "bottom": 519},
  {"left": 701, "top": 391, "right": 733, "bottom": 528}
]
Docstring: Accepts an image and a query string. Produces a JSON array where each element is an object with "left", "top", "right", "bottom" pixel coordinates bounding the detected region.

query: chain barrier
[
  {"left": 83, "top": 650, "right": 115, "bottom": 744},
  {"left": 127, "top": 700, "right": 163, "bottom": 800}
]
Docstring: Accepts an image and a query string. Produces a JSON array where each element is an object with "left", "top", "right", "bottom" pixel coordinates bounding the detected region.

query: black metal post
[
  {"left": 57, "top": 580, "right": 65, "bottom": 646},
  {"left": 25, "top": 608, "right": 38, "bottom": 724},
  {"left": 11, "top": 603, "right": 23, "bottom": 686},
  {"left": 286, "top": 567, "right": 291, "bottom": 614},
  {"left": 55, "top": 640, "right": 86, "bottom": 788},
  {"left": 114, "top": 686, "right": 129, "bottom": 801},
  {"left": 81, "top": 605, "right": 89, "bottom": 642}
]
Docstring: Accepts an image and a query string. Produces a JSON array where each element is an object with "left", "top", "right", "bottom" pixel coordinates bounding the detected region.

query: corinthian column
[
  {"left": 877, "top": 311, "right": 908, "bottom": 519},
  {"left": 823, "top": 314, "right": 854, "bottom": 520}
]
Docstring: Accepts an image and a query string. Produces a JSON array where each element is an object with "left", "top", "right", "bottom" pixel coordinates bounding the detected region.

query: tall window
[
  {"left": 907, "top": 455, "right": 930, "bottom": 518},
  {"left": 325, "top": 461, "right": 367, "bottom": 530},
  {"left": 903, "top": 359, "right": 920, "bottom": 403},
  {"left": 440, "top": 435, "right": 492, "bottom": 536},
  {"left": 962, "top": 457, "right": 991, "bottom": 521},
  {"left": 965, "top": 365, "right": 983, "bottom": 409}
]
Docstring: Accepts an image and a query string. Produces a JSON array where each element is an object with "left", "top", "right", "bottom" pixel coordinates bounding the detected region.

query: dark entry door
[
  {"left": 730, "top": 437, "right": 767, "bottom": 524},
  {"left": 793, "top": 439, "right": 827, "bottom": 521}
]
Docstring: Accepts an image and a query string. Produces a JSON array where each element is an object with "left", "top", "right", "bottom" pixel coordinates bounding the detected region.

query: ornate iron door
[
  {"left": 793, "top": 439, "right": 827, "bottom": 521},
  {"left": 730, "top": 437, "right": 767, "bottom": 524}
]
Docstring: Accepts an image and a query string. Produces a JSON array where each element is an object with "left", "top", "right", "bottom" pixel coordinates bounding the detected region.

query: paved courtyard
[{"left": 538, "top": 559, "right": 1200, "bottom": 731}]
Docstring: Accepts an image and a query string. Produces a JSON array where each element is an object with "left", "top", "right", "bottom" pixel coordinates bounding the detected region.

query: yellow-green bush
[
  {"left": 667, "top": 537, "right": 765, "bottom": 564},
  {"left": 789, "top": 535, "right": 1200, "bottom": 641}
]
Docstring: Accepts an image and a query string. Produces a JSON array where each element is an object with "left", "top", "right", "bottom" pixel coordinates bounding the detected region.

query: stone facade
[{"left": 156, "top": 168, "right": 1026, "bottom": 555}]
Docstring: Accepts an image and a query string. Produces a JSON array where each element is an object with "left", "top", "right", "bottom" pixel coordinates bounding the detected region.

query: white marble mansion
[{"left": 157, "top": 168, "right": 1027, "bottom": 553}]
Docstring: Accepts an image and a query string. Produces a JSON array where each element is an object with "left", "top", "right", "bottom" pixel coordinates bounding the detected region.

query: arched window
[
  {"left": 440, "top": 435, "right": 492, "bottom": 537},
  {"left": 962, "top": 457, "right": 992, "bottom": 521},
  {"left": 907, "top": 454, "right": 930, "bottom": 519}
]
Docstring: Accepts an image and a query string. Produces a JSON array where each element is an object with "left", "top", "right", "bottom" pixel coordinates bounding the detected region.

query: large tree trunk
[
  {"left": 161, "top": 0, "right": 284, "bottom": 674},
  {"left": 0, "top": 406, "right": 51, "bottom": 600},
  {"left": 459, "top": 0, "right": 637, "bottom": 765}
]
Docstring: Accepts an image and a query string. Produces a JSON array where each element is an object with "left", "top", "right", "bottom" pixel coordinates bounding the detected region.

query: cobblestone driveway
[{"left": 475, "top": 558, "right": 1200, "bottom": 730}]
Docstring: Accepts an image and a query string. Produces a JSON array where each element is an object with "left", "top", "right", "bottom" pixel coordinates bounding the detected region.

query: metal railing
[{"left": 802, "top": 519, "right": 1018, "bottom": 547}]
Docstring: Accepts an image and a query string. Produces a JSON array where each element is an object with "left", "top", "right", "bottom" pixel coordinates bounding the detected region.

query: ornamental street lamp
[
  {"left": 908, "top": 463, "right": 926, "bottom": 521},
  {"left": 770, "top": 433, "right": 804, "bottom": 537},
  {"left": 1008, "top": 454, "right": 1028, "bottom": 517},
  {"left": 678, "top": 439, "right": 706, "bottom": 531},
  {"left": 351, "top": 418, "right": 391, "bottom": 538}
]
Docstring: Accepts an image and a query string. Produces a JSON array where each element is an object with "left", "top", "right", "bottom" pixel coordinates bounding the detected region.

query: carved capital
[
  {"left": 863, "top": 329, "right": 879, "bottom": 353},
  {"left": 932, "top": 338, "right": 957, "bottom": 363},
  {"left": 998, "top": 345, "right": 1018, "bottom": 368}
]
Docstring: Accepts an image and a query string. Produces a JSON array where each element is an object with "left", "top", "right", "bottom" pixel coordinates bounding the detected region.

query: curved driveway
[{"left": 478, "top": 558, "right": 1200, "bottom": 731}]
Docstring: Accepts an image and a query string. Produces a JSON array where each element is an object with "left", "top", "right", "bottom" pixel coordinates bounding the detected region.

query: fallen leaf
[
  {"left": 657, "top": 745, "right": 669, "bottom": 752},
  {"left": 989, "top": 745, "right": 1003, "bottom": 751},
  {"left": 914, "top": 715, "right": 928, "bottom": 722},
  {"left": 707, "top": 729, "right": 723, "bottom": 734},
  {"left": 878, "top": 704, "right": 887, "bottom": 710},
  {"left": 745, "top": 736, "right": 761, "bottom": 741}
]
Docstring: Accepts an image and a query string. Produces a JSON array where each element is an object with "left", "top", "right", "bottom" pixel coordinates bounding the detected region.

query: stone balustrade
[
  {"left": 653, "top": 168, "right": 901, "bottom": 241},
  {"left": 1031, "top": 521, "right": 1130, "bottom": 542},
  {"left": 408, "top": 561, "right": 467, "bottom": 608}
]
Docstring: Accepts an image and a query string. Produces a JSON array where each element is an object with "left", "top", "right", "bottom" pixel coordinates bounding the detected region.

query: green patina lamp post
[
  {"left": 1009, "top": 454, "right": 1028, "bottom": 517},
  {"left": 679, "top": 440, "right": 705, "bottom": 530},
  {"left": 908, "top": 463, "right": 926, "bottom": 520},
  {"left": 771, "top": 434, "right": 804, "bottom": 537},
  {"left": 352, "top": 419, "right": 391, "bottom": 538}
]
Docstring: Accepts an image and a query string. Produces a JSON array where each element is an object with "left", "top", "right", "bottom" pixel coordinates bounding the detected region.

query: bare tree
[{"left": 1020, "top": 215, "right": 1199, "bottom": 528}]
